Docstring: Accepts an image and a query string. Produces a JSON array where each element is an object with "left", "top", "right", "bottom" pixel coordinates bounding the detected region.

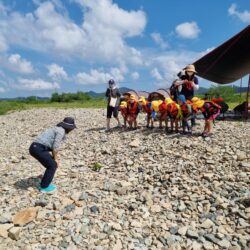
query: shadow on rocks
[
  {"left": 14, "top": 175, "right": 42, "bottom": 190},
  {"left": 85, "top": 127, "right": 106, "bottom": 132}
]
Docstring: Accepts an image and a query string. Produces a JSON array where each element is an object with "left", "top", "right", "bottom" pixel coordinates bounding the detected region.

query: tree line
[
  {"left": 4, "top": 86, "right": 246, "bottom": 104},
  {"left": 51, "top": 91, "right": 92, "bottom": 102}
]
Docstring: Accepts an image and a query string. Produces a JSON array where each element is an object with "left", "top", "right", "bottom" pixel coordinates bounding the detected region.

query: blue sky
[{"left": 0, "top": 0, "right": 249, "bottom": 97}]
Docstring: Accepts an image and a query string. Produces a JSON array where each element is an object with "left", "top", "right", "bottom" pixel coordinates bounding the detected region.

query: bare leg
[
  {"left": 165, "top": 118, "right": 169, "bottom": 131},
  {"left": 159, "top": 120, "right": 163, "bottom": 128},
  {"left": 106, "top": 118, "right": 111, "bottom": 130},
  {"left": 171, "top": 121, "right": 174, "bottom": 131},
  {"left": 135, "top": 119, "right": 137, "bottom": 128},
  {"left": 203, "top": 120, "right": 209, "bottom": 133},
  {"left": 146, "top": 115, "right": 150, "bottom": 128},
  {"left": 175, "top": 120, "right": 178, "bottom": 132},
  {"left": 123, "top": 117, "right": 127, "bottom": 128},
  {"left": 115, "top": 117, "right": 121, "bottom": 127},
  {"left": 207, "top": 120, "right": 212, "bottom": 134}
]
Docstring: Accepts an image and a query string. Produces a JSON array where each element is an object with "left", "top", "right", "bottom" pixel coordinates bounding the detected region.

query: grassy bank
[
  {"left": 0, "top": 99, "right": 106, "bottom": 115},
  {"left": 0, "top": 97, "right": 247, "bottom": 115}
]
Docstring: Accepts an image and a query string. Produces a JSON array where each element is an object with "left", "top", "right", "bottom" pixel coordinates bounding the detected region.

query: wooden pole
[
  {"left": 240, "top": 78, "right": 242, "bottom": 104},
  {"left": 244, "top": 74, "right": 250, "bottom": 120}
]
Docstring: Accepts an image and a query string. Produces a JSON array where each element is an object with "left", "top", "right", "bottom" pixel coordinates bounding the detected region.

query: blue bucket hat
[{"left": 177, "top": 95, "right": 186, "bottom": 103}]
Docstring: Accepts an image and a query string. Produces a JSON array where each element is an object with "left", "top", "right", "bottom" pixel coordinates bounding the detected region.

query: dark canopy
[{"left": 193, "top": 25, "right": 250, "bottom": 84}]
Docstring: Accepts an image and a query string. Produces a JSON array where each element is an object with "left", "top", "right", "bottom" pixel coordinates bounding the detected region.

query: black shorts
[{"left": 107, "top": 106, "right": 118, "bottom": 118}]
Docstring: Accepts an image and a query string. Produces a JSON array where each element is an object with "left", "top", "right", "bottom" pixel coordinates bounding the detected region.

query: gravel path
[{"left": 0, "top": 108, "right": 249, "bottom": 250}]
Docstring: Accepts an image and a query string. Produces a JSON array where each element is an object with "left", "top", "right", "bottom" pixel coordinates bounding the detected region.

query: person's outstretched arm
[
  {"left": 52, "top": 150, "right": 60, "bottom": 168},
  {"left": 52, "top": 128, "right": 65, "bottom": 167}
]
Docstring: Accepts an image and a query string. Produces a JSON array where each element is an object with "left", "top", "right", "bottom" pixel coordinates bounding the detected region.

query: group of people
[
  {"left": 118, "top": 92, "right": 220, "bottom": 136},
  {"left": 105, "top": 64, "right": 221, "bottom": 136},
  {"left": 29, "top": 64, "right": 221, "bottom": 194}
]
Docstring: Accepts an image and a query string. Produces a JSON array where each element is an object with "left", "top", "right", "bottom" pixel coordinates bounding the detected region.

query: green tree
[
  {"left": 207, "top": 86, "right": 236, "bottom": 102},
  {"left": 50, "top": 91, "right": 92, "bottom": 102}
]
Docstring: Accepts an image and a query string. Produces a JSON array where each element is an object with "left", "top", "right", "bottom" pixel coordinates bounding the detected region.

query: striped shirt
[{"left": 34, "top": 126, "right": 66, "bottom": 151}]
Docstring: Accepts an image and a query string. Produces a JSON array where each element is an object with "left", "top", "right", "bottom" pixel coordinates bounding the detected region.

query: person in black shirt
[{"left": 105, "top": 79, "right": 121, "bottom": 131}]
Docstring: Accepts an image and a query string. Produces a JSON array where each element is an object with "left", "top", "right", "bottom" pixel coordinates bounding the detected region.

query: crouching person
[
  {"left": 157, "top": 101, "right": 168, "bottom": 130},
  {"left": 138, "top": 97, "right": 154, "bottom": 129},
  {"left": 177, "top": 95, "right": 193, "bottom": 134},
  {"left": 191, "top": 97, "right": 220, "bottom": 138},
  {"left": 151, "top": 100, "right": 164, "bottom": 128},
  {"left": 119, "top": 101, "right": 128, "bottom": 128},
  {"left": 127, "top": 95, "right": 140, "bottom": 129},
  {"left": 29, "top": 117, "right": 76, "bottom": 193},
  {"left": 165, "top": 98, "right": 182, "bottom": 133}
]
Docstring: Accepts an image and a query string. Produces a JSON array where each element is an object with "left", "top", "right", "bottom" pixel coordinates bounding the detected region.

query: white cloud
[
  {"left": 0, "top": 35, "right": 8, "bottom": 52},
  {"left": 47, "top": 63, "right": 68, "bottom": 80},
  {"left": 131, "top": 72, "right": 139, "bottom": 80},
  {"left": 75, "top": 67, "right": 125, "bottom": 85},
  {"left": 0, "top": 2, "right": 8, "bottom": 15},
  {"left": 150, "top": 68, "right": 163, "bottom": 81},
  {"left": 110, "top": 67, "right": 124, "bottom": 82},
  {"left": 147, "top": 49, "right": 203, "bottom": 86},
  {"left": 175, "top": 22, "right": 201, "bottom": 39},
  {"left": 17, "top": 78, "right": 60, "bottom": 90},
  {"left": 8, "top": 54, "right": 34, "bottom": 74},
  {"left": 151, "top": 32, "right": 168, "bottom": 49},
  {"left": 75, "top": 0, "right": 146, "bottom": 36},
  {"left": 0, "top": 1, "right": 146, "bottom": 66},
  {"left": 75, "top": 69, "right": 109, "bottom": 85},
  {"left": 0, "top": 87, "right": 5, "bottom": 93},
  {"left": 228, "top": 4, "right": 250, "bottom": 23}
]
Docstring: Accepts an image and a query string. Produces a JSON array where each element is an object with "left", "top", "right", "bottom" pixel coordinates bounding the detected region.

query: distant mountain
[
  {"left": 86, "top": 91, "right": 105, "bottom": 98},
  {"left": 119, "top": 87, "right": 134, "bottom": 94},
  {"left": 0, "top": 96, "right": 49, "bottom": 101}
]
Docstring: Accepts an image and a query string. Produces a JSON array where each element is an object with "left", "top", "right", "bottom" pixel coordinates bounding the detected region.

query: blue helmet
[{"left": 108, "top": 79, "right": 115, "bottom": 85}]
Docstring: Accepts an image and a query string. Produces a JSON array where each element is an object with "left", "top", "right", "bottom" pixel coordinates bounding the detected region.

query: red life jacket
[
  {"left": 180, "top": 103, "right": 190, "bottom": 117},
  {"left": 167, "top": 102, "right": 178, "bottom": 117},
  {"left": 120, "top": 107, "right": 127, "bottom": 117},
  {"left": 128, "top": 101, "right": 138, "bottom": 114},
  {"left": 158, "top": 102, "right": 167, "bottom": 113},
  {"left": 212, "top": 97, "right": 224, "bottom": 103}
]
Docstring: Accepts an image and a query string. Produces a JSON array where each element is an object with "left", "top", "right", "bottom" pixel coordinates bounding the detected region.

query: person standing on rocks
[
  {"left": 29, "top": 117, "right": 76, "bottom": 193},
  {"left": 191, "top": 97, "right": 220, "bottom": 137},
  {"left": 174, "top": 64, "right": 199, "bottom": 126},
  {"left": 105, "top": 79, "right": 122, "bottom": 132}
]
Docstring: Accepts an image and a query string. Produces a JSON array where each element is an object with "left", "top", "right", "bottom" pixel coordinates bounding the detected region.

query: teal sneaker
[{"left": 39, "top": 184, "right": 57, "bottom": 193}]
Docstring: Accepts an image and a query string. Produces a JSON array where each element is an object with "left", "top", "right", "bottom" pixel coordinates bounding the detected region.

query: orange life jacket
[{"left": 128, "top": 101, "right": 138, "bottom": 114}]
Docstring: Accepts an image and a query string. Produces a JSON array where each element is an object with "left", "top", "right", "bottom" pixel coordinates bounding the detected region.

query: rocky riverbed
[{"left": 0, "top": 108, "right": 249, "bottom": 250}]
